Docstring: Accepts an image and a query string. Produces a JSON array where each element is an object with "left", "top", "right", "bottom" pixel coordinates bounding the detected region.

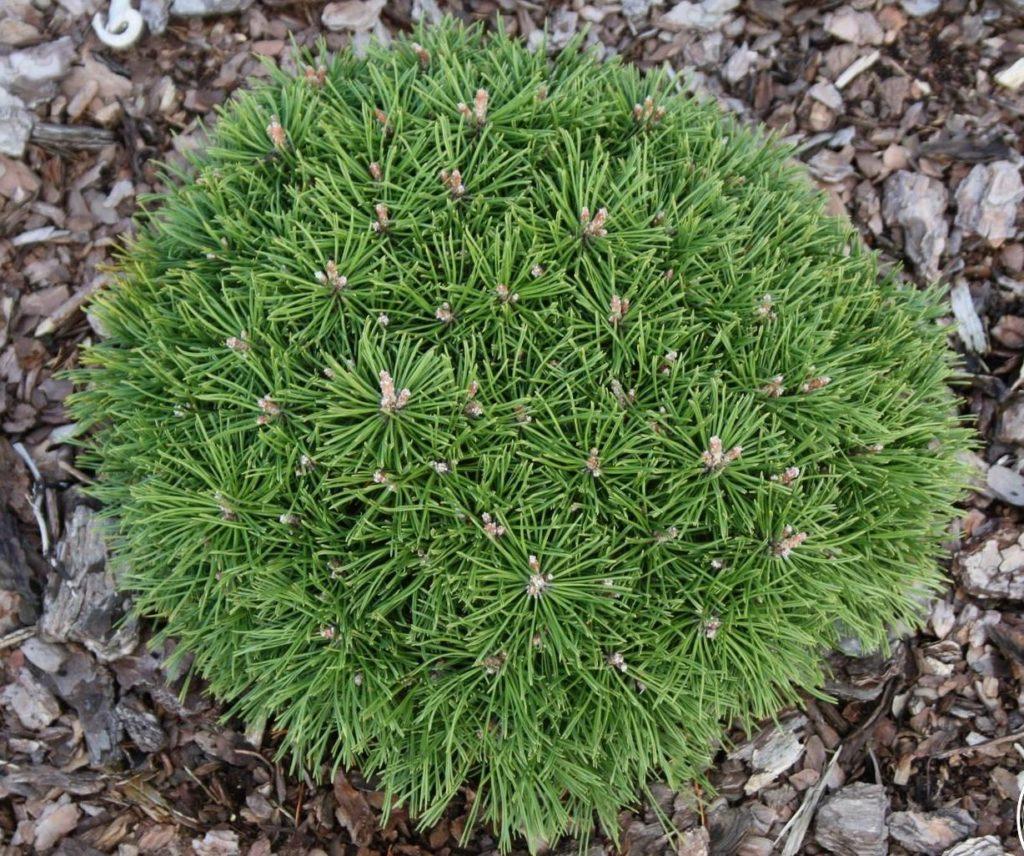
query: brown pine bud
[
  {"left": 304, "top": 65, "right": 327, "bottom": 87},
  {"left": 371, "top": 203, "right": 390, "bottom": 234},
  {"left": 701, "top": 436, "right": 742, "bottom": 471},
  {"left": 266, "top": 115, "right": 286, "bottom": 149},
  {"left": 608, "top": 293, "right": 629, "bottom": 326},
  {"left": 581, "top": 206, "right": 608, "bottom": 239},
  {"left": 410, "top": 42, "right": 430, "bottom": 68}
]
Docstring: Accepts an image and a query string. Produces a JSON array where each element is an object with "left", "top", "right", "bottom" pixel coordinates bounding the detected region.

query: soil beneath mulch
[{"left": 2, "top": 0, "right": 1024, "bottom": 853}]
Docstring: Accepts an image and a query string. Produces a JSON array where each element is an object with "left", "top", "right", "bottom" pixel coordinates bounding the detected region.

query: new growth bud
[
  {"left": 214, "top": 492, "right": 236, "bottom": 521},
  {"left": 483, "top": 651, "right": 507, "bottom": 675},
  {"left": 256, "top": 395, "right": 280, "bottom": 426},
  {"left": 315, "top": 260, "right": 348, "bottom": 292},
  {"left": 465, "top": 381, "right": 483, "bottom": 418},
  {"left": 701, "top": 436, "right": 742, "bottom": 471},
  {"left": 525, "top": 555, "right": 551, "bottom": 598},
  {"left": 379, "top": 370, "right": 411, "bottom": 413},
  {"left": 607, "top": 652, "right": 627, "bottom": 672},
  {"left": 440, "top": 169, "right": 466, "bottom": 199},
  {"left": 482, "top": 512, "right": 505, "bottom": 538},
  {"left": 495, "top": 283, "right": 519, "bottom": 305},
  {"left": 608, "top": 294, "right": 629, "bottom": 326},
  {"left": 474, "top": 88, "right": 489, "bottom": 124},
  {"left": 266, "top": 115, "right": 286, "bottom": 149},
  {"left": 801, "top": 376, "right": 831, "bottom": 393},
  {"left": 458, "top": 88, "right": 489, "bottom": 128},
  {"left": 581, "top": 207, "right": 608, "bottom": 239},
  {"left": 772, "top": 525, "right": 807, "bottom": 558},
  {"left": 771, "top": 466, "right": 800, "bottom": 485},
  {"left": 304, "top": 65, "right": 327, "bottom": 87},
  {"left": 654, "top": 526, "right": 679, "bottom": 543},
  {"left": 410, "top": 42, "right": 430, "bottom": 68},
  {"left": 610, "top": 379, "right": 635, "bottom": 407},
  {"left": 633, "top": 95, "right": 666, "bottom": 127},
  {"left": 371, "top": 203, "right": 390, "bottom": 234},
  {"left": 761, "top": 375, "right": 785, "bottom": 397}
]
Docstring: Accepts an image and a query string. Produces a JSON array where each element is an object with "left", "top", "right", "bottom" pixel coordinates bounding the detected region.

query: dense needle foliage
[{"left": 71, "top": 20, "right": 969, "bottom": 848}]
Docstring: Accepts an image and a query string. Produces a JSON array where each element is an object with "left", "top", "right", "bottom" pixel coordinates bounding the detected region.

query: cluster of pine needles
[{"left": 70, "top": 20, "right": 970, "bottom": 850}]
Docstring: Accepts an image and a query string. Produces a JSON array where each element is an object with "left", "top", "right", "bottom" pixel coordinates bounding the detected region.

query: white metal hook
[{"left": 92, "top": 0, "right": 144, "bottom": 49}]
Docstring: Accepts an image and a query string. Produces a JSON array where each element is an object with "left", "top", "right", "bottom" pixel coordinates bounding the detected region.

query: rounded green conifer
[{"left": 70, "top": 20, "right": 969, "bottom": 849}]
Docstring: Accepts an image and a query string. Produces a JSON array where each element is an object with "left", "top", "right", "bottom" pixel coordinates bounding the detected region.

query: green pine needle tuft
[{"left": 69, "top": 19, "right": 971, "bottom": 850}]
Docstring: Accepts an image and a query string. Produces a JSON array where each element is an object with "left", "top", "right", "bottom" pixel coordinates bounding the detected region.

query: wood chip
[
  {"left": 950, "top": 280, "right": 988, "bottom": 354},
  {"left": 333, "top": 771, "right": 376, "bottom": 846},
  {"left": 835, "top": 50, "right": 880, "bottom": 89},
  {"left": 34, "top": 275, "right": 106, "bottom": 336}
]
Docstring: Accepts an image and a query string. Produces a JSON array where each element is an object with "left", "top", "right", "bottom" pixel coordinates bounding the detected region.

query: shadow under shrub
[{"left": 70, "top": 20, "right": 970, "bottom": 850}]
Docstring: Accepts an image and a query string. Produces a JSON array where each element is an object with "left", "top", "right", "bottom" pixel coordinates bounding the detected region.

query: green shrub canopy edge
[{"left": 70, "top": 19, "right": 970, "bottom": 850}]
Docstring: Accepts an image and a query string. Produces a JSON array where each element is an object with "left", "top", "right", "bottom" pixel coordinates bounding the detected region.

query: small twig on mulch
[
  {"left": 838, "top": 677, "right": 900, "bottom": 769},
  {"left": 774, "top": 746, "right": 844, "bottom": 856},
  {"left": 11, "top": 441, "right": 50, "bottom": 563},
  {"left": 921, "top": 727, "right": 1024, "bottom": 761}
]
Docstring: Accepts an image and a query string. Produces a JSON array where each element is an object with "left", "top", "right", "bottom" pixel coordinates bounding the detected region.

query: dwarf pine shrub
[{"left": 70, "top": 20, "right": 969, "bottom": 849}]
